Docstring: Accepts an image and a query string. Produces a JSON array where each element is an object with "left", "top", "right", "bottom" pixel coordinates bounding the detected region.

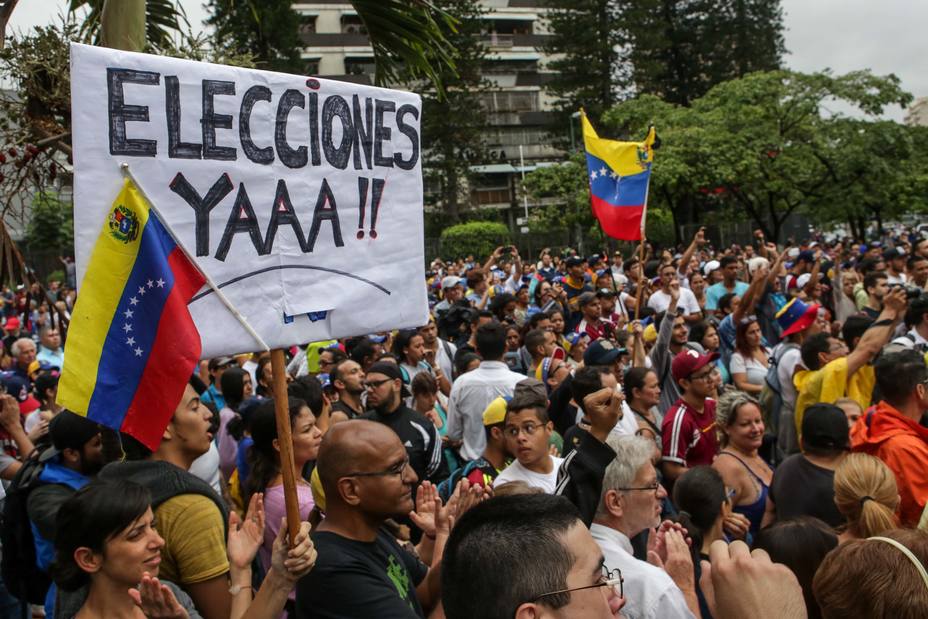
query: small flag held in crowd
[
  {"left": 582, "top": 112, "right": 656, "bottom": 241},
  {"left": 58, "top": 178, "right": 206, "bottom": 450}
]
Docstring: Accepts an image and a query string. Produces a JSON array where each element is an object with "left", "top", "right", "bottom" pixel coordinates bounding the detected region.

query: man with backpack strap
[
  {"left": 2, "top": 411, "right": 104, "bottom": 616},
  {"left": 438, "top": 396, "right": 510, "bottom": 501}
]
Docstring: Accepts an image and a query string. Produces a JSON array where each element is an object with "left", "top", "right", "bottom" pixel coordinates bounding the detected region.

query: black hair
[
  {"left": 454, "top": 351, "right": 481, "bottom": 377},
  {"left": 287, "top": 375, "right": 325, "bottom": 417},
  {"left": 907, "top": 254, "right": 928, "bottom": 271},
  {"left": 392, "top": 329, "right": 423, "bottom": 365},
  {"left": 255, "top": 356, "right": 273, "bottom": 397},
  {"left": 841, "top": 315, "right": 872, "bottom": 349},
  {"left": 220, "top": 367, "right": 249, "bottom": 411},
  {"left": 244, "top": 397, "right": 309, "bottom": 505},
  {"left": 863, "top": 270, "right": 887, "bottom": 293},
  {"left": 52, "top": 479, "right": 152, "bottom": 591},
  {"left": 801, "top": 332, "right": 833, "bottom": 371},
  {"left": 904, "top": 296, "right": 928, "bottom": 329},
  {"left": 571, "top": 366, "right": 609, "bottom": 414},
  {"left": 857, "top": 258, "right": 881, "bottom": 276},
  {"left": 410, "top": 371, "right": 438, "bottom": 397},
  {"left": 720, "top": 255, "right": 739, "bottom": 269},
  {"left": 527, "top": 311, "right": 551, "bottom": 330},
  {"left": 475, "top": 321, "right": 507, "bottom": 361},
  {"left": 672, "top": 466, "right": 727, "bottom": 560},
  {"left": 524, "top": 329, "right": 547, "bottom": 358},
  {"left": 471, "top": 309, "right": 494, "bottom": 327},
  {"left": 717, "top": 292, "right": 737, "bottom": 314},
  {"left": 687, "top": 320, "right": 714, "bottom": 346},
  {"left": 442, "top": 494, "right": 581, "bottom": 619},
  {"left": 227, "top": 396, "right": 264, "bottom": 442},
  {"left": 505, "top": 400, "right": 550, "bottom": 424},
  {"left": 330, "top": 358, "right": 355, "bottom": 388},
  {"left": 625, "top": 366, "right": 657, "bottom": 401},
  {"left": 348, "top": 337, "right": 376, "bottom": 366},
  {"left": 875, "top": 349, "right": 928, "bottom": 406},
  {"left": 755, "top": 517, "right": 838, "bottom": 619}
]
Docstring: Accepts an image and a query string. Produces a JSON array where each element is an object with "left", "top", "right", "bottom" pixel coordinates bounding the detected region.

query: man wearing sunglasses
[{"left": 361, "top": 361, "right": 448, "bottom": 485}]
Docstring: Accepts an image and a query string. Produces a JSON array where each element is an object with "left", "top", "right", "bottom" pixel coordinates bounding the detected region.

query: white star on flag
[
  {"left": 123, "top": 323, "right": 132, "bottom": 333},
  {"left": 134, "top": 347, "right": 143, "bottom": 357},
  {"left": 157, "top": 278, "right": 166, "bottom": 288},
  {"left": 127, "top": 336, "right": 135, "bottom": 346},
  {"left": 147, "top": 279, "right": 154, "bottom": 288},
  {"left": 590, "top": 170, "right": 598, "bottom": 180},
  {"left": 123, "top": 309, "right": 133, "bottom": 319},
  {"left": 129, "top": 297, "right": 138, "bottom": 306},
  {"left": 138, "top": 286, "right": 146, "bottom": 296},
  {"left": 599, "top": 166, "right": 608, "bottom": 176},
  {"left": 610, "top": 171, "right": 619, "bottom": 180}
]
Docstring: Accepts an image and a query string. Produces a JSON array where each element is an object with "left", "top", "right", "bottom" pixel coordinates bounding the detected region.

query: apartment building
[{"left": 295, "top": 0, "right": 563, "bottom": 215}]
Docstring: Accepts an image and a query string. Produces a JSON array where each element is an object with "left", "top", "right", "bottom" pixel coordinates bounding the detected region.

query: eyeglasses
[
  {"left": 739, "top": 314, "right": 758, "bottom": 325},
  {"left": 618, "top": 481, "right": 662, "bottom": 495},
  {"left": 363, "top": 377, "right": 393, "bottom": 390},
  {"left": 505, "top": 422, "right": 548, "bottom": 438},
  {"left": 345, "top": 457, "right": 410, "bottom": 482},
  {"left": 688, "top": 369, "right": 714, "bottom": 382},
  {"left": 532, "top": 566, "right": 623, "bottom": 603}
]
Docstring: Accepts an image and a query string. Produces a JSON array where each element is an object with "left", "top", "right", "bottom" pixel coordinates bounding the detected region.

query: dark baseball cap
[
  {"left": 48, "top": 411, "right": 101, "bottom": 452},
  {"left": 565, "top": 256, "right": 585, "bottom": 268},
  {"left": 584, "top": 339, "right": 627, "bottom": 366},
  {"left": 801, "top": 403, "right": 850, "bottom": 451},
  {"left": 366, "top": 361, "right": 411, "bottom": 398},
  {"left": 596, "top": 288, "right": 616, "bottom": 298}
]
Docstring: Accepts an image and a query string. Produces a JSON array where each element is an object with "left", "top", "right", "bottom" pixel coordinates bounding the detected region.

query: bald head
[{"left": 317, "top": 420, "right": 401, "bottom": 493}]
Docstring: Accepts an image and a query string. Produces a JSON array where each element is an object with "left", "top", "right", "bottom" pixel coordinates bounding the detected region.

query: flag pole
[{"left": 120, "top": 164, "right": 302, "bottom": 543}]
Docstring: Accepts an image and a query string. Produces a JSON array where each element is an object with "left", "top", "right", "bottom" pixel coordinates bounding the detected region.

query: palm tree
[{"left": 68, "top": 0, "right": 458, "bottom": 92}]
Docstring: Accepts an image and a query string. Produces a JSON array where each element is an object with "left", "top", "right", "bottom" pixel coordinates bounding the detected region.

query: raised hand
[
  {"left": 129, "top": 573, "right": 189, "bottom": 619},
  {"left": 409, "top": 481, "right": 441, "bottom": 538},
  {"left": 582, "top": 387, "right": 622, "bottom": 443},
  {"left": 227, "top": 492, "right": 265, "bottom": 571}
]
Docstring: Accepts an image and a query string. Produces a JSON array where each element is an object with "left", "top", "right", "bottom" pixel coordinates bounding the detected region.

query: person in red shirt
[
  {"left": 661, "top": 349, "right": 720, "bottom": 483},
  {"left": 575, "top": 292, "right": 614, "bottom": 342},
  {"left": 851, "top": 349, "right": 928, "bottom": 527}
]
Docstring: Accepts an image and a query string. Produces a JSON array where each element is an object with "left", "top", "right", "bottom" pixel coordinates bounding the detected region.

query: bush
[
  {"left": 46, "top": 269, "right": 65, "bottom": 286},
  {"left": 439, "top": 221, "right": 511, "bottom": 260}
]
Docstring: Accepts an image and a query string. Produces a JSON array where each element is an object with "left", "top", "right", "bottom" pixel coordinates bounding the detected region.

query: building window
[
  {"left": 345, "top": 57, "right": 376, "bottom": 76},
  {"left": 299, "top": 16, "right": 317, "bottom": 35},
  {"left": 304, "top": 59, "right": 320, "bottom": 75},
  {"left": 341, "top": 15, "right": 368, "bottom": 35}
]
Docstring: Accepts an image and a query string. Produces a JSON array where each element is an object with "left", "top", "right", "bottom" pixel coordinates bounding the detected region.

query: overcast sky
[{"left": 7, "top": 0, "right": 927, "bottom": 121}]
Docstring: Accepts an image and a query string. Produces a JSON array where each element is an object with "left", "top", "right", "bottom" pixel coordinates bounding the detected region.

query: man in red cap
[
  {"left": 771, "top": 297, "right": 828, "bottom": 455},
  {"left": 661, "top": 349, "right": 720, "bottom": 483}
]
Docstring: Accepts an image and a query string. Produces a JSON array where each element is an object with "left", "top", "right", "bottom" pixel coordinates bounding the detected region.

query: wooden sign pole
[{"left": 270, "top": 349, "right": 302, "bottom": 545}]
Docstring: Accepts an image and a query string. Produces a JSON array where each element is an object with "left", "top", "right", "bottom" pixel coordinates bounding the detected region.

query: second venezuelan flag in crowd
[
  {"left": 58, "top": 178, "right": 206, "bottom": 450},
  {"left": 582, "top": 112, "right": 656, "bottom": 241}
]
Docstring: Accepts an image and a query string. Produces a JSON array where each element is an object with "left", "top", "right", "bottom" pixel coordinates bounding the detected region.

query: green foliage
[
  {"left": 624, "top": 0, "right": 785, "bottom": 105},
  {"left": 46, "top": 269, "right": 65, "bottom": 286},
  {"left": 69, "top": 0, "right": 189, "bottom": 51},
  {"left": 439, "top": 221, "right": 511, "bottom": 259},
  {"left": 205, "top": 0, "right": 303, "bottom": 73},
  {"left": 414, "top": 0, "right": 489, "bottom": 223},
  {"left": 26, "top": 191, "right": 73, "bottom": 253}
]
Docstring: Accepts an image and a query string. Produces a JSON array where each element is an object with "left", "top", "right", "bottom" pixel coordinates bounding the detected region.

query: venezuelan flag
[
  {"left": 582, "top": 113, "right": 655, "bottom": 241},
  {"left": 59, "top": 179, "right": 206, "bottom": 450}
]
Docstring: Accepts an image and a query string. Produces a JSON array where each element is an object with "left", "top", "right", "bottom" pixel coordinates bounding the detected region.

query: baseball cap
[
  {"left": 584, "top": 339, "right": 627, "bottom": 367},
  {"left": 441, "top": 275, "right": 463, "bottom": 290},
  {"left": 4, "top": 316, "right": 20, "bottom": 330},
  {"left": 776, "top": 298, "right": 821, "bottom": 337},
  {"left": 0, "top": 372, "right": 40, "bottom": 414},
  {"left": 747, "top": 257, "right": 769, "bottom": 276},
  {"left": 671, "top": 349, "right": 719, "bottom": 382},
  {"left": 596, "top": 288, "right": 616, "bottom": 298},
  {"left": 586, "top": 254, "right": 602, "bottom": 266},
  {"left": 513, "top": 378, "right": 547, "bottom": 408},
  {"left": 796, "top": 273, "right": 822, "bottom": 289},
  {"left": 702, "top": 260, "right": 720, "bottom": 277},
  {"left": 208, "top": 356, "right": 236, "bottom": 371},
  {"left": 882, "top": 247, "right": 906, "bottom": 260},
  {"left": 366, "top": 361, "right": 411, "bottom": 398},
  {"left": 482, "top": 396, "right": 510, "bottom": 426},
  {"left": 48, "top": 410, "right": 102, "bottom": 453},
  {"left": 801, "top": 403, "right": 850, "bottom": 451},
  {"left": 565, "top": 256, "right": 584, "bottom": 268},
  {"left": 798, "top": 250, "right": 815, "bottom": 263}
]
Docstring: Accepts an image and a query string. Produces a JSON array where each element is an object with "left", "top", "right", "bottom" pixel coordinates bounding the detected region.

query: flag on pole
[
  {"left": 58, "top": 178, "right": 206, "bottom": 450},
  {"left": 582, "top": 112, "right": 656, "bottom": 241}
]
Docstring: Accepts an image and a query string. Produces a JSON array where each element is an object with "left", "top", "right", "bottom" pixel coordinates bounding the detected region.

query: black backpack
[{"left": 0, "top": 454, "right": 52, "bottom": 605}]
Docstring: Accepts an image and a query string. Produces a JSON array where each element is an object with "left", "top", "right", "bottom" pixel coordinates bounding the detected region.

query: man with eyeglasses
[
  {"left": 441, "top": 493, "right": 626, "bottom": 619},
  {"left": 493, "top": 399, "right": 563, "bottom": 493},
  {"left": 661, "top": 350, "right": 721, "bottom": 484},
  {"left": 591, "top": 435, "right": 699, "bottom": 618},
  {"left": 361, "top": 361, "right": 448, "bottom": 485},
  {"left": 295, "top": 420, "right": 445, "bottom": 618}
]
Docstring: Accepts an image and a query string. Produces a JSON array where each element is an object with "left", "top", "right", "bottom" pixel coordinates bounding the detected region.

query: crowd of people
[{"left": 3, "top": 229, "right": 928, "bottom": 618}]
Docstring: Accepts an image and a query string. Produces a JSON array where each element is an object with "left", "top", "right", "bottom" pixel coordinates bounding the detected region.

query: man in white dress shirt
[{"left": 589, "top": 435, "right": 699, "bottom": 619}]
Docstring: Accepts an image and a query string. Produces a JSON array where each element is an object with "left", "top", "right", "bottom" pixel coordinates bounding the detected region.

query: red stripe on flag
[
  {"left": 121, "top": 248, "right": 206, "bottom": 450},
  {"left": 590, "top": 195, "right": 645, "bottom": 241}
]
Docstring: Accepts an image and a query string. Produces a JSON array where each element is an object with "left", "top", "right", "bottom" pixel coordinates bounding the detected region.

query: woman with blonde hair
[{"left": 833, "top": 452, "right": 899, "bottom": 543}]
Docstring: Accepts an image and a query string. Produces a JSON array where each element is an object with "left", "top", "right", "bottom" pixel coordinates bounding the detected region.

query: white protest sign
[{"left": 70, "top": 43, "right": 427, "bottom": 357}]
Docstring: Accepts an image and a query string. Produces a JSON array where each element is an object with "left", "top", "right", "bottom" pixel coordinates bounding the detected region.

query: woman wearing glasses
[{"left": 729, "top": 316, "right": 770, "bottom": 396}]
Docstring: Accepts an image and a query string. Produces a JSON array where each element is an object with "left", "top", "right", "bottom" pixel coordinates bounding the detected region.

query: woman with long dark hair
[
  {"left": 244, "top": 398, "right": 322, "bottom": 575},
  {"left": 624, "top": 367, "right": 662, "bottom": 448},
  {"left": 217, "top": 367, "right": 253, "bottom": 479},
  {"left": 729, "top": 316, "right": 770, "bottom": 395}
]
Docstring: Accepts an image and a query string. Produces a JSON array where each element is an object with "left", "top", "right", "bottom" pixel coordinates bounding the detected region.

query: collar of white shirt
[{"left": 590, "top": 523, "right": 634, "bottom": 555}]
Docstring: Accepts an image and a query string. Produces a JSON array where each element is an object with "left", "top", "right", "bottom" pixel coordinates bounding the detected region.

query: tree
[
  {"left": 69, "top": 0, "right": 190, "bottom": 51},
  {"left": 26, "top": 190, "right": 73, "bottom": 252},
  {"left": 623, "top": 0, "right": 785, "bottom": 105},
  {"left": 205, "top": 0, "right": 303, "bottom": 73},
  {"left": 544, "top": 0, "right": 629, "bottom": 122},
  {"left": 415, "top": 0, "right": 489, "bottom": 223}
]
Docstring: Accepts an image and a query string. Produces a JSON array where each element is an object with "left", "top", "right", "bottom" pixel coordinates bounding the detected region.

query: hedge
[{"left": 439, "top": 221, "right": 511, "bottom": 260}]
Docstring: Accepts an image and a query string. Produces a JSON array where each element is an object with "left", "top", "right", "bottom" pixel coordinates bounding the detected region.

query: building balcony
[{"left": 301, "top": 32, "right": 371, "bottom": 48}]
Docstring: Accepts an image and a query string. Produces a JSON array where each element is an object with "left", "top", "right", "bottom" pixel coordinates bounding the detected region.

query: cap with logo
[
  {"left": 776, "top": 298, "right": 821, "bottom": 337},
  {"left": 584, "top": 339, "right": 628, "bottom": 367},
  {"left": 671, "top": 349, "right": 720, "bottom": 382}
]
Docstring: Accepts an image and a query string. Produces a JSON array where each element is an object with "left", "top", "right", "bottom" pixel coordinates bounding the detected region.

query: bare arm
[
  {"left": 733, "top": 263, "right": 769, "bottom": 325},
  {"left": 678, "top": 227, "right": 706, "bottom": 280},
  {"left": 186, "top": 575, "right": 233, "bottom": 619},
  {"left": 846, "top": 287, "right": 906, "bottom": 376}
]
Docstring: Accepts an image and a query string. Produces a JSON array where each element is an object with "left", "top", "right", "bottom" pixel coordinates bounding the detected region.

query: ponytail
[
  {"left": 834, "top": 453, "right": 899, "bottom": 539},
  {"left": 857, "top": 496, "right": 898, "bottom": 539}
]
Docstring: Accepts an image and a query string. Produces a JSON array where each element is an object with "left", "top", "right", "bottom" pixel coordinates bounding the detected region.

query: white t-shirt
[
  {"left": 189, "top": 442, "right": 223, "bottom": 495},
  {"left": 493, "top": 456, "right": 565, "bottom": 494},
  {"left": 648, "top": 287, "right": 701, "bottom": 316},
  {"left": 729, "top": 349, "right": 771, "bottom": 387}
]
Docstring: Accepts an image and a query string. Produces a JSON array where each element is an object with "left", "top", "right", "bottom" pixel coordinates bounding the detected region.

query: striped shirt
[{"left": 661, "top": 398, "right": 719, "bottom": 468}]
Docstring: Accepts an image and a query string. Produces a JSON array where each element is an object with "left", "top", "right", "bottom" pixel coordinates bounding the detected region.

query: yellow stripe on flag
[
  {"left": 58, "top": 179, "right": 150, "bottom": 414},
  {"left": 581, "top": 112, "right": 655, "bottom": 177}
]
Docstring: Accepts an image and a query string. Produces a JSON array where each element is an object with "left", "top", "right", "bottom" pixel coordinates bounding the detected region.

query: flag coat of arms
[
  {"left": 582, "top": 113, "right": 656, "bottom": 241},
  {"left": 58, "top": 178, "right": 206, "bottom": 450}
]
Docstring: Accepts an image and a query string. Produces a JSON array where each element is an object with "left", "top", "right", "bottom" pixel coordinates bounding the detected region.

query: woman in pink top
[{"left": 243, "top": 396, "right": 322, "bottom": 616}]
